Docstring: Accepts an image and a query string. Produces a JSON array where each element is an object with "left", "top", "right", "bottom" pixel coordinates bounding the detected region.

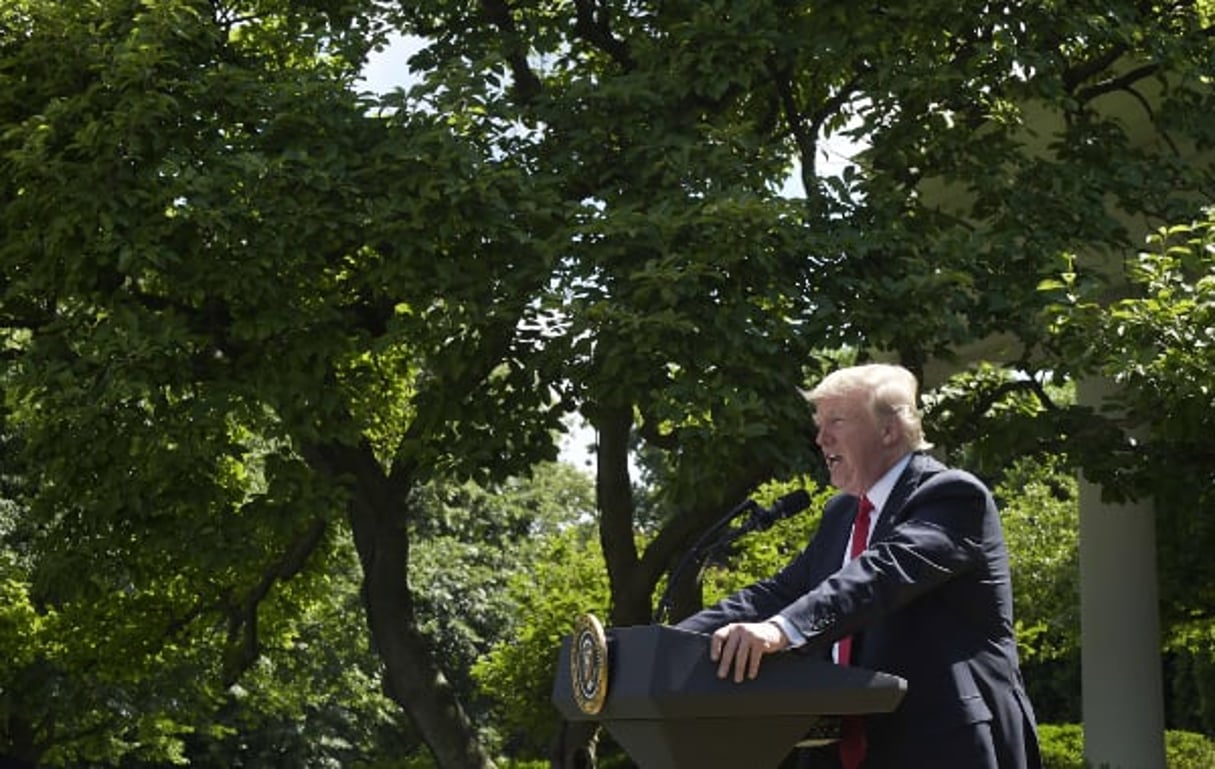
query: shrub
[
  {"left": 1166, "top": 728, "right": 1215, "bottom": 769},
  {"left": 1037, "top": 723, "right": 1215, "bottom": 768},
  {"left": 1039, "top": 723, "right": 1084, "bottom": 769}
]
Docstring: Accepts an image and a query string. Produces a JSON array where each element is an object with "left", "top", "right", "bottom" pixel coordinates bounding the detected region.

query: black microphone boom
[
  {"left": 652, "top": 489, "right": 812, "bottom": 623},
  {"left": 736, "top": 490, "right": 812, "bottom": 535}
]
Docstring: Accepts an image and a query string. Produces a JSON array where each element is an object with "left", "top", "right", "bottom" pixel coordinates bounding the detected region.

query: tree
[
  {"left": 409, "top": 462, "right": 599, "bottom": 733},
  {"left": 473, "top": 476, "right": 827, "bottom": 765},
  {"left": 161, "top": 461, "right": 597, "bottom": 769},
  {"left": 393, "top": 5, "right": 1213, "bottom": 763},
  {"left": 2, "top": 1, "right": 566, "bottom": 766},
  {"left": 4, "top": 1, "right": 1214, "bottom": 767},
  {"left": 175, "top": 540, "right": 413, "bottom": 769},
  {"left": 1044, "top": 210, "right": 1215, "bottom": 590},
  {"left": 472, "top": 524, "right": 610, "bottom": 763},
  {"left": 997, "top": 454, "right": 1083, "bottom": 725},
  {"left": 1043, "top": 208, "right": 1215, "bottom": 735}
]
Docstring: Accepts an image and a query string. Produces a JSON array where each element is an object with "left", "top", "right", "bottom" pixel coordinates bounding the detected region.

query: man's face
[{"left": 813, "top": 392, "right": 901, "bottom": 495}]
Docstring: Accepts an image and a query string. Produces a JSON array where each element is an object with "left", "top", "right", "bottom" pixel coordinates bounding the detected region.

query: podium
[{"left": 552, "top": 622, "right": 907, "bottom": 769}]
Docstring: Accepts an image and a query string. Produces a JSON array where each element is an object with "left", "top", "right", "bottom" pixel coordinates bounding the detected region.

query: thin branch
[{"left": 966, "top": 374, "right": 1062, "bottom": 420}]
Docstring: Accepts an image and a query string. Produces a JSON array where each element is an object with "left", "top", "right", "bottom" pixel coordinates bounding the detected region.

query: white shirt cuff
[{"left": 767, "top": 614, "right": 806, "bottom": 648}]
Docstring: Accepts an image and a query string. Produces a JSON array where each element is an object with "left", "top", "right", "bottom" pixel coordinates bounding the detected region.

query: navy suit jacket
[{"left": 677, "top": 453, "right": 1043, "bottom": 769}]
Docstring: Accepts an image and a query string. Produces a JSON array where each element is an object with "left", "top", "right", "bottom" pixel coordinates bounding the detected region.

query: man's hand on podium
[{"left": 709, "top": 620, "right": 791, "bottom": 683}]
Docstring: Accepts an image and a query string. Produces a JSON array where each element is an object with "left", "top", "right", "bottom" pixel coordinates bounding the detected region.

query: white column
[{"left": 1078, "top": 379, "right": 1166, "bottom": 768}]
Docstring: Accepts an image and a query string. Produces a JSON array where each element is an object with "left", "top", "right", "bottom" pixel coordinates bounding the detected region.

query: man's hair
[{"left": 804, "top": 363, "right": 932, "bottom": 451}]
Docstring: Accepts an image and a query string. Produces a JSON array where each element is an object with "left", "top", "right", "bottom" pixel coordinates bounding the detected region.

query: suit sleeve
[{"left": 674, "top": 495, "right": 853, "bottom": 635}]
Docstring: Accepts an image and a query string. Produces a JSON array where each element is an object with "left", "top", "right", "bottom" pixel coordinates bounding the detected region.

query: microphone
[
  {"left": 652, "top": 489, "right": 813, "bottom": 623},
  {"left": 735, "top": 490, "right": 812, "bottom": 535}
]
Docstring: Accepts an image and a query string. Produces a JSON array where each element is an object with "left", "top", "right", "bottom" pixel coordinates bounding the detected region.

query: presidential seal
[{"left": 570, "top": 612, "right": 609, "bottom": 715}]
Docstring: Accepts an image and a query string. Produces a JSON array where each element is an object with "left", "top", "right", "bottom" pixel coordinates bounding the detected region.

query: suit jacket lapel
[
  {"left": 870, "top": 452, "right": 937, "bottom": 541},
  {"left": 810, "top": 494, "right": 856, "bottom": 585}
]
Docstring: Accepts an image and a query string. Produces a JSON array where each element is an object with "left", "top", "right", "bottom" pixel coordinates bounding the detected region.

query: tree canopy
[{"left": 2, "top": 0, "right": 1213, "bottom": 767}]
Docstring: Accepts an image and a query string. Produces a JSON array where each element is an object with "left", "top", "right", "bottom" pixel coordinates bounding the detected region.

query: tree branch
[
  {"left": 478, "top": 0, "right": 544, "bottom": 101},
  {"left": 221, "top": 516, "right": 329, "bottom": 686},
  {"left": 571, "top": 0, "right": 634, "bottom": 70},
  {"left": 1075, "top": 62, "right": 1161, "bottom": 105},
  {"left": 1063, "top": 43, "right": 1130, "bottom": 94}
]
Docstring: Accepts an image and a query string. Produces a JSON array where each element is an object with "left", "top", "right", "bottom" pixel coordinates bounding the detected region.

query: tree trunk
[
  {"left": 570, "top": 403, "right": 780, "bottom": 765},
  {"left": 543, "top": 404, "right": 635, "bottom": 769},
  {"left": 1, "top": 715, "right": 42, "bottom": 769},
  {"left": 593, "top": 404, "right": 655, "bottom": 627},
  {"left": 315, "top": 441, "right": 497, "bottom": 769}
]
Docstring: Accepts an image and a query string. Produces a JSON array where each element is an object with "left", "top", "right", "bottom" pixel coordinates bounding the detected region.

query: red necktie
[{"left": 838, "top": 494, "right": 873, "bottom": 769}]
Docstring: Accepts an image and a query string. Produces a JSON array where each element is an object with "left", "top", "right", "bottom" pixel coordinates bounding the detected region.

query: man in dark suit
[{"left": 677, "top": 364, "right": 1043, "bottom": 769}]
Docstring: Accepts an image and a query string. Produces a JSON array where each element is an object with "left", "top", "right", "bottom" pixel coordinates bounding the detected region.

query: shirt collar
[{"left": 866, "top": 452, "right": 912, "bottom": 515}]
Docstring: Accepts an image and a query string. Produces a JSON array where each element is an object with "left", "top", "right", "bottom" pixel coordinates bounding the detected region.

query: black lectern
[{"left": 552, "top": 622, "right": 907, "bottom": 769}]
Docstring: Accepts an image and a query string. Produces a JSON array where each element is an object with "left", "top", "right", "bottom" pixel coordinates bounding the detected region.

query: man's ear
[{"left": 881, "top": 417, "right": 902, "bottom": 447}]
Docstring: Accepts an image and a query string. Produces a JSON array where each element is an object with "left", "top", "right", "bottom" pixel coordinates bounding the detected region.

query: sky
[{"left": 358, "top": 33, "right": 425, "bottom": 95}]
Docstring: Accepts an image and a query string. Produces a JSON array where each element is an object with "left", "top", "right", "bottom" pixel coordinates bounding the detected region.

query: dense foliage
[
  {"left": 1043, "top": 207, "right": 1215, "bottom": 739},
  {"left": 1, "top": 0, "right": 1212, "bottom": 767}
]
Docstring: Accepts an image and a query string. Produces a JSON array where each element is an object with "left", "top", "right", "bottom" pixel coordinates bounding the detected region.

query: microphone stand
[{"left": 653, "top": 498, "right": 757, "bottom": 624}]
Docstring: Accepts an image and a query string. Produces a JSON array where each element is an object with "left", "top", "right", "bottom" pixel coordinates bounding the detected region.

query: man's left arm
[{"left": 778, "top": 471, "right": 993, "bottom": 651}]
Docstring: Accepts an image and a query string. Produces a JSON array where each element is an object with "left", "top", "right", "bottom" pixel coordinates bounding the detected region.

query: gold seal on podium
[{"left": 570, "top": 613, "right": 609, "bottom": 715}]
